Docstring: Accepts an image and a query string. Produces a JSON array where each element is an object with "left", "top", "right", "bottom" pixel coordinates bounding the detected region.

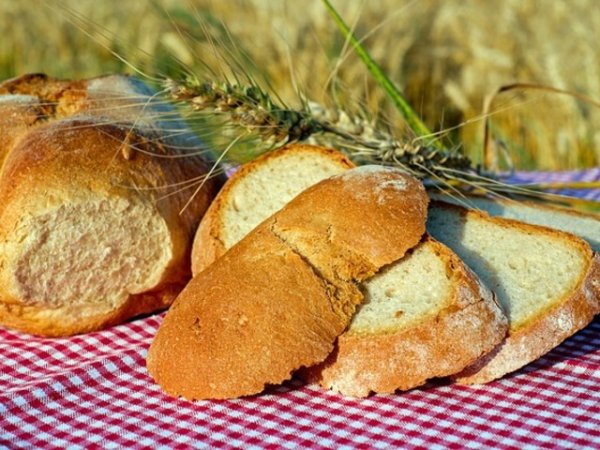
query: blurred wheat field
[{"left": 1, "top": 0, "right": 599, "bottom": 170}]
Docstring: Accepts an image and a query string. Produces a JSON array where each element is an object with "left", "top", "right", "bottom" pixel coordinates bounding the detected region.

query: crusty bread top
[
  {"left": 192, "top": 143, "right": 355, "bottom": 274},
  {"left": 0, "top": 95, "right": 44, "bottom": 169},
  {"left": 0, "top": 73, "right": 163, "bottom": 124},
  {"left": 0, "top": 73, "right": 89, "bottom": 120},
  {"left": 0, "top": 73, "right": 205, "bottom": 149},
  {"left": 147, "top": 166, "right": 429, "bottom": 400},
  {"left": 149, "top": 228, "right": 361, "bottom": 400},
  {"left": 272, "top": 166, "right": 429, "bottom": 282}
]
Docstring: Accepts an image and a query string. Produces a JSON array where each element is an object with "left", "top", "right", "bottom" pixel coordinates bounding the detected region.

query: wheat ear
[{"left": 164, "top": 77, "right": 478, "bottom": 181}]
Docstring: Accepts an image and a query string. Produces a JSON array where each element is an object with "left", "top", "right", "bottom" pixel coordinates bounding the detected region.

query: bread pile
[
  {"left": 1, "top": 73, "right": 597, "bottom": 398},
  {"left": 148, "top": 144, "right": 600, "bottom": 399},
  {"left": 0, "top": 74, "right": 221, "bottom": 336}
]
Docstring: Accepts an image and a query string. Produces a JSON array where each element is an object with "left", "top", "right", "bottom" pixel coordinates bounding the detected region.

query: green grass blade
[{"left": 321, "top": 0, "right": 440, "bottom": 147}]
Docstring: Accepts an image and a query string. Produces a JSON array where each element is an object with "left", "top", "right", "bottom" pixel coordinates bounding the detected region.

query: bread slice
[
  {"left": 304, "top": 236, "right": 507, "bottom": 396},
  {"left": 432, "top": 193, "right": 600, "bottom": 252},
  {"left": 190, "top": 146, "right": 508, "bottom": 396},
  {"left": 191, "top": 143, "right": 355, "bottom": 274},
  {"left": 147, "top": 166, "right": 430, "bottom": 400},
  {"left": 0, "top": 74, "right": 221, "bottom": 336},
  {"left": 427, "top": 201, "right": 600, "bottom": 383}
]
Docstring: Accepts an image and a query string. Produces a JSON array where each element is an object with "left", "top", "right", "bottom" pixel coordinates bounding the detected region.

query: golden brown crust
[
  {"left": 190, "top": 189, "right": 229, "bottom": 276},
  {"left": 0, "top": 73, "right": 74, "bottom": 95},
  {"left": 0, "top": 73, "right": 88, "bottom": 118},
  {"left": 0, "top": 97, "right": 44, "bottom": 171},
  {"left": 191, "top": 143, "right": 355, "bottom": 275},
  {"left": 271, "top": 167, "right": 428, "bottom": 282},
  {"left": 147, "top": 166, "right": 428, "bottom": 400},
  {"left": 191, "top": 217, "right": 227, "bottom": 275},
  {"left": 0, "top": 118, "right": 216, "bottom": 225},
  {"left": 455, "top": 251, "right": 600, "bottom": 384},
  {"left": 302, "top": 238, "right": 508, "bottom": 397},
  {"left": 0, "top": 74, "right": 222, "bottom": 336},
  {"left": 0, "top": 281, "right": 184, "bottom": 337},
  {"left": 148, "top": 229, "right": 358, "bottom": 400}
]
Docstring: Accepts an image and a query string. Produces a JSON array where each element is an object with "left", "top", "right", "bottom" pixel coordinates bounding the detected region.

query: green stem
[{"left": 322, "top": 0, "right": 440, "bottom": 148}]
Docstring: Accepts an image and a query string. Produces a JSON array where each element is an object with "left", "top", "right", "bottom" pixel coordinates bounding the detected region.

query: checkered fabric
[{"left": 1, "top": 170, "right": 600, "bottom": 449}]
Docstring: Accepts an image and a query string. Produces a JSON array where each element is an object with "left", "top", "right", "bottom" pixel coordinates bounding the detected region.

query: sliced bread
[
  {"left": 191, "top": 143, "right": 355, "bottom": 274},
  {"left": 432, "top": 193, "right": 600, "bottom": 252},
  {"left": 427, "top": 201, "right": 600, "bottom": 383},
  {"left": 304, "top": 236, "right": 507, "bottom": 396},
  {"left": 148, "top": 165, "right": 430, "bottom": 400},
  {"left": 191, "top": 146, "right": 508, "bottom": 396}
]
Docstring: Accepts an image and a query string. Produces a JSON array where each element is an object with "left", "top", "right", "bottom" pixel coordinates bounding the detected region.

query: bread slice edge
[
  {"left": 302, "top": 237, "right": 509, "bottom": 397},
  {"left": 455, "top": 251, "right": 600, "bottom": 384}
]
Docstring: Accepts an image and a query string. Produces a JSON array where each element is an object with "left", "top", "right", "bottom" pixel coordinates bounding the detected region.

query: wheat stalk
[
  {"left": 164, "top": 77, "right": 479, "bottom": 182},
  {"left": 165, "top": 76, "right": 600, "bottom": 211}
]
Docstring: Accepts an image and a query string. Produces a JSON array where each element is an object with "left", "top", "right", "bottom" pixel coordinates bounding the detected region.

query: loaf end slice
[
  {"left": 147, "top": 228, "right": 362, "bottom": 400},
  {"left": 147, "top": 166, "right": 429, "bottom": 400},
  {"left": 427, "top": 202, "right": 600, "bottom": 383},
  {"left": 303, "top": 238, "right": 508, "bottom": 397}
]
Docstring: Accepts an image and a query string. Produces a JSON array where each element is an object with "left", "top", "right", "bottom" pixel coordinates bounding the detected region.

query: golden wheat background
[{"left": 1, "top": 0, "right": 598, "bottom": 170}]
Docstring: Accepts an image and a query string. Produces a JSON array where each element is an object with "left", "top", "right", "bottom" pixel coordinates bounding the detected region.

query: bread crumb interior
[
  {"left": 221, "top": 152, "right": 349, "bottom": 247},
  {"left": 349, "top": 242, "right": 451, "bottom": 335},
  {"left": 427, "top": 206, "right": 586, "bottom": 330},
  {"left": 6, "top": 198, "right": 171, "bottom": 308}
]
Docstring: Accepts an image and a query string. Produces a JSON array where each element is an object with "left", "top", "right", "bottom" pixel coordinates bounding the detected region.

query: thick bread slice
[
  {"left": 427, "top": 202, "right": 600, "bottom": 383},
  {"left": 189, "top": 147, "right": 508, "bottom": 396},
  {"left": 0, "top": 74, "right": 221, "bottom": 336},
  {"left": 192, "top": 143, "right": 354, "bottom": 274},
  {"left": 432, "top": 193, "right": 600, "bottom": 252},
  {"left": 147, "top": 166, "right": 429, "bottom": 400},
  {"left": 304, "top": 237, "right": 507, "bottom": 397}
]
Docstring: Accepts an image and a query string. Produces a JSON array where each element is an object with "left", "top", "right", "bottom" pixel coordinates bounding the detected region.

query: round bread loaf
[{"left": 0, "top": 74, "right": 222, "bottom": 336}]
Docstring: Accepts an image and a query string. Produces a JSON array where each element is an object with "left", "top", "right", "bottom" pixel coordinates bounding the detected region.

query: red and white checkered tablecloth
[{"left": 1, "top": 170, "right": 600, "bottom": 449}]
